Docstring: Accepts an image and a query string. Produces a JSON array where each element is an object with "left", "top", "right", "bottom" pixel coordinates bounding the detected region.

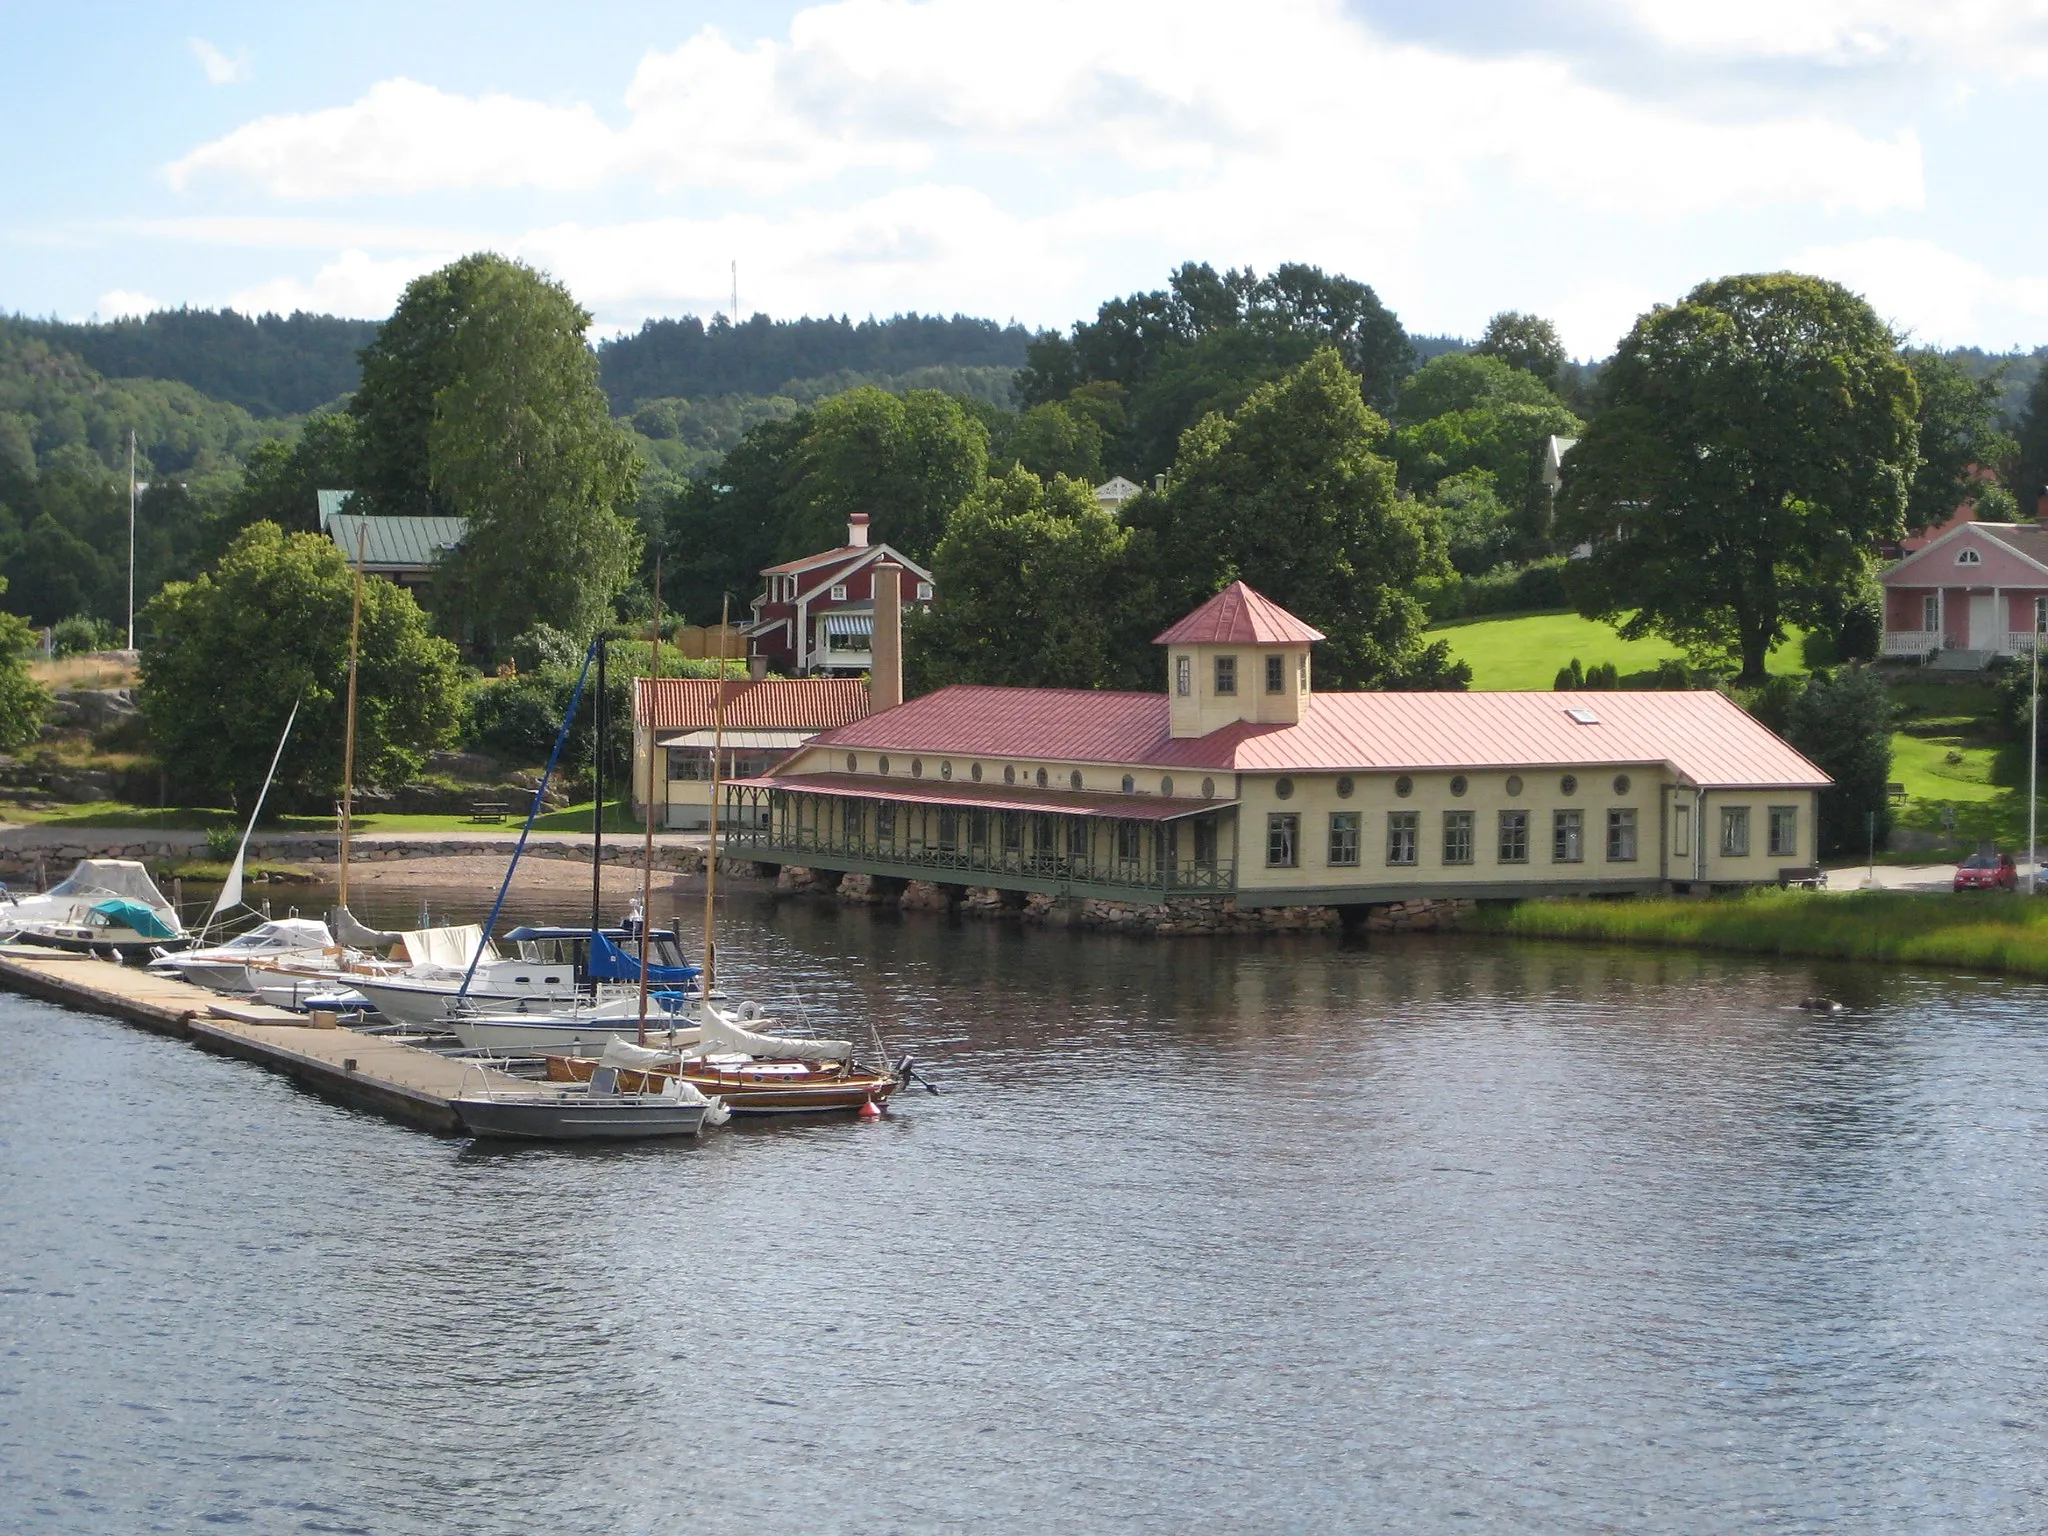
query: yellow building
[{"left": 724, "top": 583, "right": 1828, "bottom": 910}]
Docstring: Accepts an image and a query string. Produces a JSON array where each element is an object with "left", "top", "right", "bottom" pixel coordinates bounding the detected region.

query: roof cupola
[{"left": 1154, "top": 581, "right": 1323, "bottom": 738}]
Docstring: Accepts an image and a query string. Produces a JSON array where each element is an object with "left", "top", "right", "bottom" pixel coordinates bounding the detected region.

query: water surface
[{"left": 4, "top": 886, "right": 2046, "bottom": 1532}]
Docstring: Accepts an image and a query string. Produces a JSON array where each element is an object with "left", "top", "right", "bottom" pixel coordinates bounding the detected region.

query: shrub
[
  {"left": 1643, "top": 657, "right": 1696, "bottom": 689},
  {"left": 1784, "top": 665, "right": 1895, "bottom": 856},
  {"left": 204, "top": 825, "right": 240, "bottom": 860},
  {"left": 1554, "top": 657, "right": 1584, "bottom": 689},
  {"left": 508, "top": 623, "right": 583, "bottom": 676},
  {"left": 51, "top": 614, "right": 122, "bottom": 657},
  {"left": 1584, "top": 661, "right": 1619, "bottom": 689},
  {"left": 466, "top": 672, "right": 572, "bottom": 763}
]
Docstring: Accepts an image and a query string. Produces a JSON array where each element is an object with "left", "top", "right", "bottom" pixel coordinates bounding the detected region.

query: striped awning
[{"left": 821, "top": 612, "right": 874, "bottom": 638}]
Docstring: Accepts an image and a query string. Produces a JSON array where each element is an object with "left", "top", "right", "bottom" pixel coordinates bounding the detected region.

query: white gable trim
[
  {"left": 793, "top": 543, "right": 935, "bottom": 607},
  {"left": 1884, "top": 521, "right": 2048, "bottom": 583}
]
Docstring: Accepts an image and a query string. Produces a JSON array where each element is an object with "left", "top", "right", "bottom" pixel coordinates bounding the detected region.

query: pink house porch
[{"left": 1879, "top": 520, "right": 2048, "bottom": 662}]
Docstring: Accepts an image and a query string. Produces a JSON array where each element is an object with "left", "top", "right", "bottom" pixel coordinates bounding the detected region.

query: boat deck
[{"left": 0, "top": 945, "right": 545, "bottom": 1135}]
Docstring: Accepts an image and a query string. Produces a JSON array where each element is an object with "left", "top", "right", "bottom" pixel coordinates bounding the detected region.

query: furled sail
[{"left": 698, "top": 1003, "right": 852, "bottom": 1064}]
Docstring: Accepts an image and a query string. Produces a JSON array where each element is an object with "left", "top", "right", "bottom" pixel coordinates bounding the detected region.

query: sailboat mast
[
  {"left": 338, "top": 525, "right": 367, "bottom": 913},
  {"left": 636, "top": 556, "right": 663, "bottom": 1045},
  {"left": 702, "top": 595, "right": 729, "bottom": 996},
  {"left": 591, "top": 634, "right": 607, "bottom": 941},
  {"left": 126, "top": 430, "right": 136, "bottom": 649}
]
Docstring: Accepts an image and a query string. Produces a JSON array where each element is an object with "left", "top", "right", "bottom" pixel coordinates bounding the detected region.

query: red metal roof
[
  {"left": 634, "top": 677, "right": 870, "bottom": 731},
  {"left": 806, "top": 685, "right": 1828, "bottom": 789},
  {"left": 731, "top": 772, "right": 1217, "bottom": 821},
  {"left": 1153, "top": 581, "right": 1326, "bottom": 646}
]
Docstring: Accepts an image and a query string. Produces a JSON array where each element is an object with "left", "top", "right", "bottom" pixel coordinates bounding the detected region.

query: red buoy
[{"left": 859, "top": 1099, "right": 882, "bottom": 1119}]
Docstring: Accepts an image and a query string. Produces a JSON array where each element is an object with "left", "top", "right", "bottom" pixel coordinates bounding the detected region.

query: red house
[{"left": 744, "top": 514, "right": 934, "bottom": 677}]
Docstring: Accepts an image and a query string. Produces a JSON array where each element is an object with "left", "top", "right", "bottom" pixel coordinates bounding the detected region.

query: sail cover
[
  {"left": 332, "top": 905, "right": 403, "bottom": 954},
  {"left": 89, "top": 898, "right": 179, "bottom": 940},
  {"left": 699, "top": 1004, "right": 852, "bottom": 1064},
  {"left": 46, "top": 860, "right": 175, "bottom": 915},
  {"left": 401, "top": 924, "right": 488, "bottom": 969}
]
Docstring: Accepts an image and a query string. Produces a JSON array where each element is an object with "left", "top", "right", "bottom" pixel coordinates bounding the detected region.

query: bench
[
  {"left": 467, "top": 800, "right": 509, "bottom": 824},
  {"left": 1778, "top": 865, "right": 1826, "bottom": 890},
  {"left": 1886, "top": 781, "right": 1907, "bottom": 803}
]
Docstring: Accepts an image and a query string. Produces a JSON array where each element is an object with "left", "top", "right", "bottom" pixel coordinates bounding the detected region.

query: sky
[{"left": 5, "top": 0, "right": 2048, "bottom": 359}]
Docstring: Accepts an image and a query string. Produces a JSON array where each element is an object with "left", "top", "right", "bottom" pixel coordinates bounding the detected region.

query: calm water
[{"left": 5, "top": 884, "right": 2048, "bottom": 1532}]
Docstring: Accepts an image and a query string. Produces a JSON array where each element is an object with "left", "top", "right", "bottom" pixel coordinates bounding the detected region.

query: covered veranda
[{"left": 723, "top": 774, "right": 1238, "bottom": 897}]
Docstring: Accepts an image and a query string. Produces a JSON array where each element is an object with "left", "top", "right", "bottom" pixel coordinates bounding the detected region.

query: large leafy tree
[
  {"left": 1556, "top": 274, "right": 1920, "bottom": 683},
  {"left": 1128, "top": 347, "right": 1462, "bottom": 689},
  {"left": 1903, "top": 348, "right": 2012, "bottom": 533},
  {"left": 775, "top": 386, "right": 988, "bottom": 562},
  {"left": 661, "top": 413, "right": 811, "bottom": 623},
  {"left": 357, "top": 255, "right": 643, "bottom": 651},
  {"left": 2009, "top": 361, "right": 2048, "bottom": 523},
  {"left": 0, "top": 577, "right": 48, "bottom": 750},
  {"left": 906, "top": 466, "right": 1146, "bottom": 693},
  {"left": 215, "top": 410, "right": 362, "bottom": 546},
  {"left": 1475, "top": 312, "right": 1567, "bottom": 385},
  {"left": 141, "top": 523, "right": 462, "bottom": 810},
  {"left": 1785, "top": 665, "right": 1894, "bottom": 856}
]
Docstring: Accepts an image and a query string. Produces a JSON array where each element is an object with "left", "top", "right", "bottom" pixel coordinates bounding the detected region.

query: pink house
[{"left": 1880, "top": 519, "right": 2048, "bottom": 661}]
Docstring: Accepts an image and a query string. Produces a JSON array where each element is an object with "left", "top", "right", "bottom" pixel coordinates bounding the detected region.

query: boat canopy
[
  {"left": 585, "top": 930, "right": 701, "bottom": 984},
  {"left": 44, "top": 859, "right": 175, "bottom": 914},
  {"left": 88, "top": 898, "right": 179, "bottom": 940},
  {"left": 401, "top": 924, "right": 488, "bottom": 968}
]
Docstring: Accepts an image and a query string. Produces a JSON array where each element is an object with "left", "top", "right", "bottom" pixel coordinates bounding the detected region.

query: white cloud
[
  {"left": 95, "top": 288, "right": 163, "bottom": 319},
  {"left": 1612, "top": 0, "right": 2048, "bottom": 76},
  {"left": 226, "top": 249, "right": 455, "bottom": 318},
  {"left": 188, "top": 37, "right": 251, "bottom": 86},
  {"left": 1794, "top": 236, "right": 2048, "bottom": 345}
]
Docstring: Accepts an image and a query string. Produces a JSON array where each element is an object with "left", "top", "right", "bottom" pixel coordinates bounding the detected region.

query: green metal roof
[{"left": 320, "top": 493, "right": 467, "bottom": 572}]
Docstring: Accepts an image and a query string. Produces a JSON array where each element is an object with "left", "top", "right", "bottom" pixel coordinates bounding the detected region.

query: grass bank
[
  {"left": 1431, "top": 610, "right": 1805, "bottom": 690},
  {"left": 1472, "top": 888, "right": 2048, "bottom": 978}
]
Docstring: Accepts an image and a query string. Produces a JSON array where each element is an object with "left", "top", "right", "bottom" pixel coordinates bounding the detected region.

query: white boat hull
[{"left": 450, "top": 1014, "right": 701, "bottom": 1053}]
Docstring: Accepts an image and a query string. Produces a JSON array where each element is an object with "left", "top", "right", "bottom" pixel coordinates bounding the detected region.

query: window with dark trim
[
  {"left": 1443, "top": 810, "right": 1474, "bottom": 865},
  {"left": 1721, "top": 806, "right": 1751, "bottom": 857},
  {"left": 1553, "top": 809, "right": 1584, "bottom": 863},
  {"left": 1386, "top": 811, "right": 1418, "bottom": 866},
  {"left": 1606, "top": 808, "right": 1637, "bottom": 861},
  {"left": 1328, "top": 812, "right": 1360, "bottom": 867},
  {"left": 1267, "top": 813, "right": 1300, "bottom": 868},
  {"left": 1499, "top": 810, "right": 1529, "bottom": 864},
  {"left": 1215, "top": 655, "right": 1237, "bottom": 695},
  {"left": 1265, "top": 654, "right": 1285, "bottom": 694},
  {"left": 1768, "top": 805, "right": 1797, "bottom": 858}
]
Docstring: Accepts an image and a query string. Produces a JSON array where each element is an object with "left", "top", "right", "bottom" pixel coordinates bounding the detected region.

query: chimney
[
  {"left": 748, "top": 654, "right": 767, "bottom": 681},
  {"left": 848, "top": 512, "right": 870, "bottom": 548},
  {"left": 2037, "top": 493, "right": 2048, "bottom": 527},
  {"left": 870, "top": 560, "right": 903, "bottom": 712}
]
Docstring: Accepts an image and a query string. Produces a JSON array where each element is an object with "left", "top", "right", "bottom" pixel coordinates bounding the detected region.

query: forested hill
[
  {"left": 596, "top": 312, "right": 1035, "bottom": 412},
  {"left": 5, "top": 310, "right": 378, "bottom": 418}
]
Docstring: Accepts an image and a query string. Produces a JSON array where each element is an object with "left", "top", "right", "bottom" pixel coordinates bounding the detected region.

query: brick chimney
[
  {"left": 2037, "top": 493, "right": 2048, "bottom": 527},
  {"left": 848, "top": 512, "right": 870, "bottom": 548},
  {"left": 870, "top": 560, "right": 903, "bottom": 712}
]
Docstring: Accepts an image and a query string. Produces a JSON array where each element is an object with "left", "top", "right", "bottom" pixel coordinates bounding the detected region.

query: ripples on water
[{"left": 4, "top": 884, "right": 2048, "bottom": 1532}]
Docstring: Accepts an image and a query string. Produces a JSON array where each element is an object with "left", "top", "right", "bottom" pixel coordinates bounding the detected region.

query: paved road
[{"left": 1818, "top": 861, "right": 2046, "bottom": 895}]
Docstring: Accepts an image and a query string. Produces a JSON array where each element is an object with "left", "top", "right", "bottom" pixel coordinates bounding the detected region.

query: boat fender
[
  {"left": 738, "top": 1000, "right": 765, "bottom": 1022},
  {"left": 858, "top": 1099, "right": 882, "bottom": 1119}
]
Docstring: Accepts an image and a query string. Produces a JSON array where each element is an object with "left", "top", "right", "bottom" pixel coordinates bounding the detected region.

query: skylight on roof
[{"left": 1565, "top": 707, "right": 1601, "bottom": 725}]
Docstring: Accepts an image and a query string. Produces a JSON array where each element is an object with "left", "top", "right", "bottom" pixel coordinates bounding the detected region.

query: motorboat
[
  {"left": 1, "top": 860, "right": 186, "bottom": 954},
  {"left": 338, "top": 923, "right": 701, "bottom": 1028},
  {"left": 148, "top": 917, "right": 335, "bottom": 994},
  {"left": 446, "top": 988, "right": 704, "bottom": 1053},
  {"left": 454, "top": 1043, "right": 729, "bottom": 1141}
]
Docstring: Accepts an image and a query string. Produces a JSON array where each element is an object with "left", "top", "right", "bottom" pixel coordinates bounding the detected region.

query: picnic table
[{"left": 466, "top": 800, "right": 509, "bottom": 824}]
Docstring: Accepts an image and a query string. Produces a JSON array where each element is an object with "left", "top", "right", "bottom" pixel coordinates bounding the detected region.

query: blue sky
[{"left": 6, "top": 1, "right": 2047, "bottom": 357}]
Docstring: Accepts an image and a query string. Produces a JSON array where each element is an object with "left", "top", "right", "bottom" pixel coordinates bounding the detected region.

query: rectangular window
[
  {"left": 1443, "top": 810, "right": 1474, "bottom": 865},
  {"left": 1553, "top": 809, "right": 1584, "bottom": 863},
  {"left": 2035, "top": 595, "right": 2046, "bottom": 636},
  {"left": 1266, "top": 813, "right": 1300, "bottom": 868},
  {"left": 1606, "top": 808, "right": 1637, "bottom": 862},
  {"left": 829, "top": 583, "right": 848, "bottom": 600},
  {"left": 1117, "top": 821, "right": 1144, "bottom": 862},
  {"left": 876, "top": 803, "right": 896, "bottom": 842},
  {"left": 1192, "top": 817, "right": 1218, "bottom": 868},
  {"left": 938, "top": 810, "right": 959, "bottom": 851},
  {"left": 1298, "top": 655, "right": 1308, "bottom": 693},
  {"left": 1265, "top": 654, "right": 1285, "bottom": 694},
  {"left": 1067, "top": 818, "right": 1088, "bottom": 857},
  {"left": 969, "top": 811, "right": 989, "bottom": 850},
  {"left": 1176, "top": 654, "right": 1192, "bottom": 696},
  {"left": 1003, "top": 813, "right": 1024, "bottom": 851},
  {"left": 1215, "top": 655, "right": 1237, "bottom": 695},
  {"left": 1922, "top": 593, "right": 1940, "bottom": 631},
  {"left": 1386, "top": 811, "right": 1418, "bottom": 866},
  {"left": 1720, "top": 806, "right": 1751, "bottom": 858},
  {"left": 1768, "top": 805, "right": 1798, "bottom": 858},
  {"left": 667, "top": 752, "right": 705, "bottom": 781},
  {"left": 1327, "top": 812, "right": 1360, "bottom": 867},
  {"left": 916, "top": 581, "right": 934, "bottom": 601},
  {"left": 1672, "top": 799, "right": 1690, "bottom": 857},
  {"left": 1498, "top": 810, "right": 1529, "bottom": 864}
]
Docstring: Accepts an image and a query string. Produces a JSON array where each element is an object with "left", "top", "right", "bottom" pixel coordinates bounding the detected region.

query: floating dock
[{"left": 0, "top": 945, "right": 538, "bottom": 1135}]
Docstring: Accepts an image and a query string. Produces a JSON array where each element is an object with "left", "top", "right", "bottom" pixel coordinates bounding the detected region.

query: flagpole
[{"left": 126, "top": 430, "right": 137, "bottom": 649}]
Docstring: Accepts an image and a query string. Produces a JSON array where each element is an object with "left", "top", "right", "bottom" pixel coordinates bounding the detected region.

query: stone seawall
[{"left": 767, "top": 864, "right": 1473, "bottom": 938}]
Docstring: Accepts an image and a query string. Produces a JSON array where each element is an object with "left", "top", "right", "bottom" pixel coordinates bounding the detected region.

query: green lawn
[{"left": 1431, "top": 610, "right": 1804, "bottom": 690}]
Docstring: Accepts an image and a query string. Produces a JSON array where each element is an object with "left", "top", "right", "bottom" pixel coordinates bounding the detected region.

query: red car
[{"left": 1954, "top": 851, "right": 2018, "bottom": 892}]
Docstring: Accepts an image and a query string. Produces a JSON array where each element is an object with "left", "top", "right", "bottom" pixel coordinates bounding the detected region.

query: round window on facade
[
  {"left": 1070, "top": 770, "right": 1084, "bottom": 790},
  {"left": 878, "top": 755, "right": 891, "bottom": 775},
  {"left": 1202, "top": 776, "right": 1216, "bottom": 799},
  {"left": 940, "top": 760, "right": 953, "bottom": 780},
  {"left": 1449, "top": 775, "right": 1468, "bottom": 797},
  {"left": 971, "top": 762, "right": 983, "bottom": 782},
  {"left": 1336, "top": 775, "right": 1354, "bottom": 799},
  {"left": 1037, "top": 768, "right": 1049, "bottom": 788},
  {"left": 845, "top": 753, "right": 857, "bottom": 773},
  {"left": 1160, "top": 775, "right": 1174, "bottom": 796},
  {"left": 1560, "top": 773, "right": 1578, "bottom": 796},
  {"left": 1612, "top": 773, "right": 1631, "bottom": 795},
  {"left": 1395, "top": 775, "right": 1414, "bottom": 798},
  {"left": 1122, "top": 774, "right": 1136, "bottom": 794},
  {"left": 911, "top": 758, "right": 924, "bottom": 778},
  {"left": 1004, "top": 765, "right": 1016, "bottom": 785},
  {"left": 1275, "top": 777, "right": 1295, "bottom": 800},
  {"left": 1505, "top": 774, "right": 1522, "bottom": 797}
]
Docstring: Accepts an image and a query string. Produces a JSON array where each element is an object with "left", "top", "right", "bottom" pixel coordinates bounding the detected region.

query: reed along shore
[{"left": 1471, "top": 888, "right": 2048, "bottom": 980}]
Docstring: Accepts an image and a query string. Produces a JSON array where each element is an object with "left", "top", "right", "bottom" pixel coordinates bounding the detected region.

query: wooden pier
[{"left": 0, "top": 945, "right": 541, "bottom": 1135}]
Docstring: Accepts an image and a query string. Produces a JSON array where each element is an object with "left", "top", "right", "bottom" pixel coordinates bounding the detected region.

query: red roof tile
[
  {"left": 731, "top": 772, "right": 1214, "bottom": 821},
  {"left": 806, "top": 685, "right": 1827, "bottom": 789},
  {"left": 1153, "top": 581, "right": 1326, "bottom": 646},
  {"left": 634, "top": 677, "right": 870, "bottom": 731}
]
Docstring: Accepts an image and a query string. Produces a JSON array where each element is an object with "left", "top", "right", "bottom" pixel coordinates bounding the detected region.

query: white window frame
[
  {"left": 915, "top": 581, "right": 934, "bottom": 601},
  {"left": 1957, "top": 548, "right": 1982, "bottom": 566},
  {"left": 829, "top": 582, "right": 848, "bottom": 601}
]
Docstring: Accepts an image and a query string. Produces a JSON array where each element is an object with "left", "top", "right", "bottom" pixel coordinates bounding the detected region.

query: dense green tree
[
  {"left": 356, "top": 255, "right": 644, "bottom": 652},
  {"left": 215, "top": 410, "right": 362, "bottom": 544},
  {"left": 1127, "top": 348, "right": 1462, "bottom": 689},
  {"left": 995, "top": 400, "right": 1106, "bottom": 483},
  {"left": 1903, "top": 348, "right": 2012, "bottom": 533},
  {"left": 0, "top": 579, "right": 47, "bottom": 749},
  {"left": 662, "top": 413, "right": 811, "bottom": 623},
  {"left": 1785, "top": 665, "right": 1894, "bottom": 856},
  {"left": 1556, "top": 274, "right": 1919, "bottom": 683},
  {"left": 141, "top": 523, "right": 463, "bottom": 810},
  {"left": 1476, "top": 312, "right": 1567, "bottom": 384},
  {"left": 1429, "top": 469, "right": 1518, "bottom": 576},
  {"left": 906, "top": 467, "right": 1145, "bottom": 692},
  {"left": 1395, "top": 351, "right": 1564, "bottom": 426},
  {"left": 776, "top": 386, "right": 988, "bottom": 561},
  {"left": 2009, "top": 361, "right": 2048, "bottom": 522}
]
